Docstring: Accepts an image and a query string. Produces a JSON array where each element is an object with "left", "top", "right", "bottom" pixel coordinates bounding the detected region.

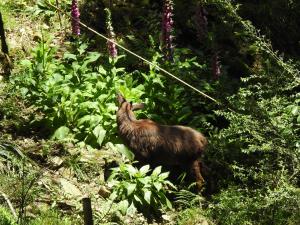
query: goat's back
[{"left": 120, "top": 119, "right": 207, "bottom": 165}]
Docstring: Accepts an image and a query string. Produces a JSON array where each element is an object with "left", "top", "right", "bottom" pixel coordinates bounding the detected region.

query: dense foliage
[
  {"left": 0, "top": 0, "right": 299, "bottom": 224},
  {"left": 108, "top": 164, "right": 175, "bottom": 216}
]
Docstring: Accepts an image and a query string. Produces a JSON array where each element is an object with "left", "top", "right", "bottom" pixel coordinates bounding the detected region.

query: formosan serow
[{"left": 116, "top": 93, "right": 208, "bottom": 190}]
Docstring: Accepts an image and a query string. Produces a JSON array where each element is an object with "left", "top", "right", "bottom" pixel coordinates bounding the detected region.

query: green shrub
[
  {"left": 175, "top": 189, "right": 213, "bottom": 225},
  {"left": 108, "top": 164, "right": 175, "bottom": 216},
  {"left": 200, "top": 2, "right": 300, "bottom": 224},
  {"left": 177, "top": 207, "right": 213, "bottom": 225},
  {"left": 28, "top": 210, "right": 74, "bottom": 225},
  {"left": 12, "top": 35, "right": 214, "bottom": 148},
  {"left": 209, "top": 184, "right": 300, "bottom": 225},
  {"left": 12, "top": 39, "right": 146, "bottom": 147}
]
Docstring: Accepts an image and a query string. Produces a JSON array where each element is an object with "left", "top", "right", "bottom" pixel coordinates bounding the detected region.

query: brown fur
[{"left": 116, "top": 94, "right": 208, "bottom": 190}]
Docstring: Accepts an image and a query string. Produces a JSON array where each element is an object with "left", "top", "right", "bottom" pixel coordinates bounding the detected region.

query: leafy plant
[
  {"left": 0, "top": 206, "right": 17, "bottom": 225},
  {"left": 27, "top": 0, "right": 71, "bottom": 21},
  {"left": 12, "top": 39, "right": 146, "bottom": 147},
  {"left": 208, "top": 184, "right": 300, "bottom": 225},
  {"left": 28, "top": 209, "right": 74, "bottom": 225},
  {"left": 176, "top": 207, "right": 212, "bottom": 225},
  {"left": 108, "top": 164, "right": 175, "bottom": 216},
  {"left": 175, "top": 189, "right": 205, "bottom": 209}
]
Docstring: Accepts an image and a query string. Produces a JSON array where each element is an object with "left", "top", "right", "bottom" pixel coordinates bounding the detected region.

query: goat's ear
[
  {"left": 132, "top": 103, "right": 145, "bottom": 111},
  {"left": 116, "top": 93, "right": 126, "bottom": 105}
]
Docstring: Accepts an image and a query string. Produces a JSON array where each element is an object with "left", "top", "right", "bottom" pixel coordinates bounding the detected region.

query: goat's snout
[
  {"left": 116, "top": 92, "right": 126, "bottom": 106},
  {"left": 116, "top": 93, "right": 145, "bottom": 111}
]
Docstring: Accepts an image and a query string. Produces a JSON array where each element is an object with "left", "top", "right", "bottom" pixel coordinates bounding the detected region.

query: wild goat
[{"left": 116, "top": 93, "right": 208, "bottom": 190}]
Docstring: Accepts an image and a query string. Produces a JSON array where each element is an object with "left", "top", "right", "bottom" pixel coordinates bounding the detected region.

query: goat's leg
[{"left": 191, "top": 160, "right": 205, "bottom": 191}]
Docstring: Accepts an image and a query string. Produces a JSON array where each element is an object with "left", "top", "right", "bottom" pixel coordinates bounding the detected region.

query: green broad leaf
[
  {"left": 127, "top": 183, "right": 137, "bottom": 196},
  {"left": 165, "top": 180, "right": 177, "bottom": 190},
  {"left": 115, "top": 55, "right": 126, "bottom": 61},
  {"left": 118, "top": 200, "right": 129, "bottom": 215},
  {"left": 86, "top": 52, "right": 101, "bottom": 62},
  {"left": 153, "top": 182, "right": 162, "bottom": 191},
  {"left": 98, "top": 94, "right": 108, "bottom": 102},
  {"left": 52, "top": 126, "right": 70, "bottom": 140},
  {"left": 116, "top": 67, "right": 125, "bottom": 73},
  {"left": 20, "top": 87, "right": 29, "bottom": 96},
  {"left": 291, "top": 106, "right": 298, "bottom": 115},
  {"left": 106, "top": 103, "right": 118, "bottom": 112},
  {"left": 89, "top": 115, "right": 102, "bottom": 125},
  {"left": 180, "top": 61, "right": 191, "bottom": 68},
  {"left": 126, "top": 202, "right": 137, "bottom": 215},
  {"left": 79, "top": 101, "right": 98, "bottom": 110},
  {"left": 109, "top": 191, "right": 118, "bottom": 201},
  {"left": 98, "top": 66, "right": 106, "bottom": 75},
  {"left": 297, "top": 115, "right": 300, "bottom": 123},
  {"left": 153, "top": 77, "right": 164, "bottom": 87},
  {"left": 52, "top": 73, "right": 63, "bottom": 82},
  {"left": 192, "top": 61, "right": 201, "bottom": 67},
  {"left": 141, "top": 72, "right": 150, "bottom": 81},
  {"left": 20, "top": 59, "right": 32, "bottom": 67},
  {"left": 115, "top": 144, "right": 135, "bottom": 161},
  {"left": 144, "top": 190, "right": 152, "bottom": 205},
  {"left": 138, "top": 176, "right": 151, "bottom": 185},
  {"left": 165, "top": 196, "right": 173, "bottom": 209},
  {"left": 159, "top": 192, "right": 172, "bottom": 209},
  {"left": 93, "top": 125, "right": 106, "bottom": 146},
  {"left": 139, "top": 165, "right": 150, "bottom": 175},
  {"left": 78, "top": 43, "right": 88, "bottom": 55},
  {"left": 134, "top": 194, "right": 143, "bottom": 205},
  {"left": 126, "top": 164, "right": 138, "bottom": 176},
  {"left": 77, "top": 115, "right": 91, "bottom": 126},
  {"left": 152, "top": 166, "right": 162, "bottom": 176},
  {"left": 159, "top": 172, "right": 170, "bottom": 180},
  {"left": 82, "top": 92, "right": 95, "bottom": 98},
  {"left": 63, "top": 52, "right": 77, "bottom": 60}
]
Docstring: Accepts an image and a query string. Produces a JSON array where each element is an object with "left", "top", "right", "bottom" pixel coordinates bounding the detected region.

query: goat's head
[{"left": 116, "top": 93, "right": 145, "bottom": 112}]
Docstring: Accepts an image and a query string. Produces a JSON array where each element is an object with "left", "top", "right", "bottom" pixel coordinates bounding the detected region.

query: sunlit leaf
[
  {"left": 52, "top": 126, "right": 70, "bottom": 140},
  {"left": 92, "top": 125, "right": 106, "bottom": 146},
  {"left": 115, "top": 144, "right": 135, "bottom": 161},
  {"left": 139, "top": 165, "right": 150, "bottom": 175},
  {"left": 144, "top": 190, "right": 152, "bottom": 205},
  {"left": 63, "top": 52, "right": 77, "bottom": 60},
  {"left": 165, "top": 197, "right": 172, "bottom": 209},
  {"left": 159, "top": 172, "right": 170, "bottom": 180},
  {"left": 127, "top": 183, "right": 137, "bottom": 196},
  {"left": 152, "top": 166, "right": 162, "bottom": 176},
  {"left": 153, "top": 182, "right": 162, "bottom": 191},
  {"left": 118, "top": 200, "right": 129, "bottom": 215},
  {"left": 126, "top": 164, "right": 138, "bottom": 176},
  {"left": 134, "top": 194, "right": 142, "bottom": 205}
]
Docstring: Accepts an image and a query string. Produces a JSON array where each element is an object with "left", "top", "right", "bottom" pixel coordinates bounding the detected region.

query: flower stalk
[
  {"left": 71, "top": 0, "right": 80, "bottom": 36},
  {"left": 162, "top": 0, "right": 174, "bottom": 61},
  {"left": 105, "top": 8, "right": 118, "bottom": 58}
]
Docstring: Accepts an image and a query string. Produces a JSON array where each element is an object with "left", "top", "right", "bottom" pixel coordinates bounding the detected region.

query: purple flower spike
[
  {"left": 212, "top": 52, "right": 221, "bottom": 80},
  {"left": 71, "top": 0, "right": 80, "bottom": 36},
  {"left": 105, "top": 8, "right": 118, "bottom": 58},
  {"left": 162, "top": 0, "right": 174, "bottom": 61},
  {"left": 195, "top": 3, "right": 208, "bottom": 43}
]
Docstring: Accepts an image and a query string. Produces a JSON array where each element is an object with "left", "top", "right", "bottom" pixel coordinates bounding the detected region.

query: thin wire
[{"left": 46, "top": 1, "right": 221, "bottom": 105}]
